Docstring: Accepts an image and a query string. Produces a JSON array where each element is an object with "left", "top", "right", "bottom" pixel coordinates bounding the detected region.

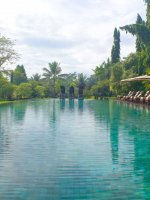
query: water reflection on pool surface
[{"left": 0, "top": 99, "right": 149, "bottom": 199}]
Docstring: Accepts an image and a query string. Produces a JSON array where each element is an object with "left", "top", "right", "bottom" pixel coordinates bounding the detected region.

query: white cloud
[{"left": 0, "top": 0, "right": 146, "bottom": 76}]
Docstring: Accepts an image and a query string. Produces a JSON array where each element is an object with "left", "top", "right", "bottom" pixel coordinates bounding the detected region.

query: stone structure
[
  {"left": 60, "top": 85, "right": 65, "bottom": 99},
  {"left": 69, "top": 86, "right": 75, "bottom": 99},
  {"left": 78, "top": 85, "right": 84, "bottom": 100}
]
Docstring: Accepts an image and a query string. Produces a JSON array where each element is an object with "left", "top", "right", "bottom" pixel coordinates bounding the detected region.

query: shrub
[{"left": 14, "top": 83, "right": 33, "bottom": 99}]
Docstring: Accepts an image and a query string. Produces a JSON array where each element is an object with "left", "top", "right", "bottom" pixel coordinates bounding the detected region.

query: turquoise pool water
[{"left": 0, "top": 99, "right": 149, "bottom": 200}]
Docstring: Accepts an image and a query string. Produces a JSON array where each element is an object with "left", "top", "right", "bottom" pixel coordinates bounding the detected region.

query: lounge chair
[
  {"left": 130, "top": 91, "right": 140, "bottom": 102},
  {"left": 140, "top": 91, "right": 150, "bottom": 103},
  {"left": 145, "top": 94, "right": 150, "bottom": 104},
  {"left": 133, "top": 91, "right": 144, "bottom": 103},
  {"left": 123, "top": 91, "right": 136, "bottom": 101},
  {"left": 125, "top": 91, "right": 136, "bottom": 101},
  {"left": 122, "top": 91, "right": 132, "bottom": 100},
  {"left": 117, "top": 95, "right": 122, "bottom": 100}
]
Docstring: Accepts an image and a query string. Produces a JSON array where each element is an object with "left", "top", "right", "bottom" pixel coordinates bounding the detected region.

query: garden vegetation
[{"left": 0, "top": 0, "right": 150, "bottom": 101}]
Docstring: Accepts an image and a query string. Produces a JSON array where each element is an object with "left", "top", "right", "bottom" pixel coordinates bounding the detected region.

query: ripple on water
[{"left": 0, "top": 99, "right": 149, "bottom": 200}]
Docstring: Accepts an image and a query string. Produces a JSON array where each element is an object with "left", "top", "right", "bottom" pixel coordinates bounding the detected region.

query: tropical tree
[
  {"left": 136, "top": 14, "right": 145, "bottom": 53},
  {"left": 91, "top": 80, "right": 110, "bottom": 98},
  {"left": 86, "top": 75, "right": 97, "bottom": 90},
  {"left": 122, "top": 53, "right": 138, "bottom": 71},
  {"left": 0, "top": 76, "right": 14, "bottom": 100},
  {"left": 34, "top": 85, "right": 46, "bottom": 98},
  {"left": 43, "top": 61, "right": 64, "bottom": 97},
  {"left": 93, "top": 59, "right": 111, "bottom": 81},
  {"left": 61, "top": 72, "right": 77, "bottom": 87},
  {"left": 14, "top": 83, "right": 32, "bottom": 99},
  {"left": 144, "top": 0, "right": 150, "bottom": 26},
  {"left": 12, "top": 65, "right": 27, "bottom": 85},
  {"left": 0, "top": 34, "right": 18, "bottom": 68},
  {"left": 120, "top": 0, "right": 150, "bottom": 74},
  {"left": 30, "top": 73, "right": 41, "bottom": 81},
  {"left": 111, "top": 28, "right": 120, "bottom": 64},
  {"left": 94, "top": 63, "right": 106, "bottom": 81},
  {"left": 110, "top": 63, "right": 123, "bottom": 95},
  {"left": 76, "top": 73, "right": 87, "bottom": 89}
]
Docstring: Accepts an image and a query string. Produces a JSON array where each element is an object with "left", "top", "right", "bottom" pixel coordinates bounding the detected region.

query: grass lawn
[{"left": 0, "top": 100, "right": 14, "bottom": 105}]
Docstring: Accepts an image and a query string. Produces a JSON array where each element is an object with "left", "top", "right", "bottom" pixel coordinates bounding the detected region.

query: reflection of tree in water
[
  {"left": 88, "top": 100, "right": 110, "bottom": 123},
  {"left": 30, "top": 99, "right": 59, "bottom": 139},
  {"left": 0, "top": 102, "right": 28, "bottom": 157},
  {"left": 30, "top": 100, "right": 44, "bottom": 116},
  {"left": 109, "top": 101, "right": 121, "bottom": 165},
  {"left": 41, "top": 99, "right": 58, "bottom": 124},
  {"left": 10, "top": 102, "right": 27, "bottom": 124},
  {"left": 111, "top": 100, "right": 150, "bottom": 197},
  {"left": 52, "top": 99, "right": 57, "bottom": 122},
  {"left": 119, "top": 103, "right": 150, "bottom": 199},
  {"left": 45, "top": 99, "right": 59, "bottom": 137},
  {"left": 89, "top": 100, "right": 120, "bottom": 164},
  {"left": 88, "top": 99, "right": 150, "bottom": 198},
  {"left": 0, "top": 105, "right": 11, "bottom": 156},
  {"left": 133, "top": 133, "right": 150, "bottom": 199},
  {"left": 31, "top": 99, "right": 59, "bottom": 125}
]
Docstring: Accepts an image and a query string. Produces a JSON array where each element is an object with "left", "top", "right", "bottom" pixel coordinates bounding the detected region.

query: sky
[{"left": 0, "top": 0, "right": 146, "bottom": 77}]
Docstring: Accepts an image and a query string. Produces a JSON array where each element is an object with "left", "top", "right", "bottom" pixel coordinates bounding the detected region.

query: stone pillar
[
  {"left": 69, "top": 86, "right": 75, "bottom": 99},
  {"left": 78, "top": 85, "right": 84, "bottom": 100},
  {"left": 60, "top": 85, "right": 65, "bottom": 99}
]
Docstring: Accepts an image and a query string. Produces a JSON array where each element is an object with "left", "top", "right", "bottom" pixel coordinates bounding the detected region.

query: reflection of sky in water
[{"left": 0, "top": 99, "right": 149, "bottom": 199}]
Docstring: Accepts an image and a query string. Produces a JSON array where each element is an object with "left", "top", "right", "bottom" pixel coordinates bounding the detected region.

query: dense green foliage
[
  {"left": 0, "top": 34, "right": 18, "bottom": 67},
  {"left": 111, "top": 28, "right": 120, "bottom": 64},
  {"left": 0, "top": 0, "right": 150, "bottom": 100},
  {"left": 89, "top": 0, "right": 150, "bottom": 98},
  {"left": 136, "top": 14, "right": 145, "bottom": 52},
  {"left": 11, "top": 65, "right": 27, "bottom": 85}
]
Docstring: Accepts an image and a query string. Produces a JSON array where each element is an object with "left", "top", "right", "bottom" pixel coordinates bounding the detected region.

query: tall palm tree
[
  {"left": 61, "top": 72, "right": 77, "bottom": 87},
  {"left": 30, "top": 73, "right": 41, "bottom": 81},
  {"left": 77, "top": 73, "right": 87, "bottom": 89},
  {"left": 43, "top": 61, "right": 62, "bottom": 97}
]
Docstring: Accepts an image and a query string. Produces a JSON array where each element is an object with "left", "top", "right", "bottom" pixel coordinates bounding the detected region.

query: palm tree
[
  {"left": 77, "top": 73, "right": 87, "bottom": 89},
  {"left": 61, "top": 72, "right": 77, "bottom": 87},
  {"left": 43, "top": 61, "right": 62, "bottom": 97},
  {"left": 30, "top": 73, "right": 41, "bottom": 81}
]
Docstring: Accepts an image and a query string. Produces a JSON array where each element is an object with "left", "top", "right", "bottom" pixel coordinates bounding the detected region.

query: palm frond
[{"left": 43, "top": 67, "right": 51, "bottom": 74}]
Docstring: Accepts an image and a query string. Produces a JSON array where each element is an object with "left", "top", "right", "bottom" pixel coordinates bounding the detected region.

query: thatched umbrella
[{"left": 121, "top": 75, "right": 150, "bottom": 83}]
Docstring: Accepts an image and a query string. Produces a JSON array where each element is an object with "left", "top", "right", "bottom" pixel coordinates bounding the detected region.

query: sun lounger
[
  {"left": 133, "top": 91, "right": 144, "bottom": 102},
  {"left": 117, "top": 95, "right": 122, "bottom": 100},
  {"left": 145, "top": 94, "right": 150, "bottom": 104},
  {"left": 123, "top": 91, "right": 136, "bottom": 101},
  {"left": 140, "top": 91, "right": 150, "bottom": 103},
  {"left": 130, "top": 91, "right": 140, "bottom": 102},
  {"left": 124, "top": 91, "right": 135, "bottom": 101},
  {"left": 122, "top": 91, "right": 132, "bottom": 100}
]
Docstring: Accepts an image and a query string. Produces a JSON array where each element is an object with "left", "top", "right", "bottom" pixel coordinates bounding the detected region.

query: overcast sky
[{"left": 0, "top": 0, "right": 146, "bottom": 76}]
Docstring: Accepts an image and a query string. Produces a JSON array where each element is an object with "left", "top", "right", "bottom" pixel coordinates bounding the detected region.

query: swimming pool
[{"left": 0, "top": 99, "right": 149, "bottom": 199}]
